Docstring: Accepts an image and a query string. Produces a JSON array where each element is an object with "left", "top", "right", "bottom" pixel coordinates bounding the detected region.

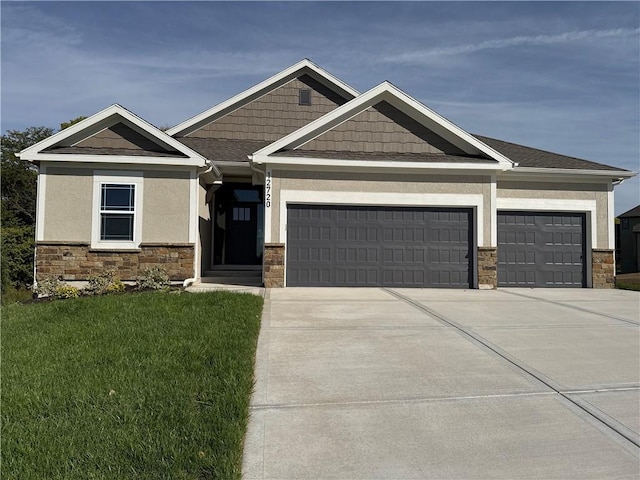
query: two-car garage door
[{"left": 286, "top": 205, "right": 473, "bottom": 287}]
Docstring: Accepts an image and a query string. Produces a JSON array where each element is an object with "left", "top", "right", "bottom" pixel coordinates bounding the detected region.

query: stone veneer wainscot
[
  {"left": 263, "top": 243, "right": 285, "bottom": 288},
  {"left": 35, "top": 242, "right": 195, "bottom": 281},
  {"left": 477, "top": 247, "right": 498, "bottom": 289},
  {"left": 592, "top": 249, "right": 615, "bottom": 289}
]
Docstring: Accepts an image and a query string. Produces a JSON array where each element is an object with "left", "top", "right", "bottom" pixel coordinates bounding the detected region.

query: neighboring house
[
  {"left": 617, "top": 205, "right": 640, "bottom": 273},
  {"left": 19, "top": 59, "right": 636, "bottom": 289}
]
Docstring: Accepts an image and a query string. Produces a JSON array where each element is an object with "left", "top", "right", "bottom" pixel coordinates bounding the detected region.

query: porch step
[{"left": 201, "top": 269, "right": 262, "bottom": 286}]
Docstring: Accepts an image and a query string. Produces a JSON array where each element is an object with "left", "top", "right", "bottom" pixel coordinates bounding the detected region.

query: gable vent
[{"left": 299, "top": 88, "right": 312, "bottom": 106}]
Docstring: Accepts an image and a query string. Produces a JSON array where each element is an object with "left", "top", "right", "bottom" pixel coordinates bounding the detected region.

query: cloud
[{"left": 383, "top": 27, "right": 640, "bottom": 64}]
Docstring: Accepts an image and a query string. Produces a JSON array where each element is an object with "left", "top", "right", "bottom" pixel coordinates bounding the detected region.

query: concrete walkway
[{"left": 243, "top": 288, "right": 640, "bottom": 479}]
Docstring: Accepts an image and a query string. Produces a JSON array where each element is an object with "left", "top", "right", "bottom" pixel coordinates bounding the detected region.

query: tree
[
  {"left": 1, "top": 118, "right": 84, "bottom": 293},
  {"left": 59, "top": 116, "right": 87, "bottom": 130}
]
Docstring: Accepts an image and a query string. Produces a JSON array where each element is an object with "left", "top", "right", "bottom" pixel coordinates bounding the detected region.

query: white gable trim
[
  {"left": 18, "top": 104, "right": 220, "bottom": 175},
  {"left": 166, "top": 59, "right": 359, "bottom": 137},
  {"left": 253, "top": 82, "right": 514, "bottom": 169}
]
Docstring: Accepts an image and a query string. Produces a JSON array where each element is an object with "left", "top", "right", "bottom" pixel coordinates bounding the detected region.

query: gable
[
  {"left": 185, "top": 75, "right": 350, "bottom": 142},
  {"left": 298, "top": 101, "right": 468, "bottom": 155},
  {"left": 19, "top": 104, "right": 215, "bottom": 170},
  {"left": 75, "top": 123, "right": 172, "bottom": 152}
]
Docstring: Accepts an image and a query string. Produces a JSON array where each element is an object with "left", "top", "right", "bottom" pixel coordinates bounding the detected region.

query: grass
[
  {"left": 1, "top": 286, "right": 33, "bottom": 305},
  {"left": 1, "top": 290, "right": 263, "bottom": 479},
  {"left": 616, "top": 281, "right": 640, "bottom": 292}
]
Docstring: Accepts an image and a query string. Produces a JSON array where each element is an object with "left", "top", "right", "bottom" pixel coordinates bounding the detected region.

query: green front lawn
[{"left": 1, "top": 291, "right": 263, "bottom": 479}]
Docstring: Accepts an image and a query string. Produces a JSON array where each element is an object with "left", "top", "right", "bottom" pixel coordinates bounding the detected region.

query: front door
[
  {"left": 213, "top": 185, "right": 263, "bottom": 266},
  {"left": 226, "top": 202, "right": 258, "bottom": 264}
]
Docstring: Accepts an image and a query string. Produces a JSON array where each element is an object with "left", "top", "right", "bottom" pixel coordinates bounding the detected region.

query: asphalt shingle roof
[
  {"left": 619, "top": 205, "right": 640, "bottom": 218},
  {"left": 46, "top": 146, "right": 186, "bottom": 158},
  {"left": 278, "top": 149, "right": 494, "bottom": 163},
  {"left": 475, "top": 135, "right": 625, "bottom": 171},
  {"left": 177, "top": 137, "right": 270, "bottom": 162},
  {"left": 175, "top": 133, "right": 630, "bottom": 174}
]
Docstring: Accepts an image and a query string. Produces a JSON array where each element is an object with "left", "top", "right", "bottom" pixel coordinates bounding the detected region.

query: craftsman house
[{"left": 19, "top": 59, "right": 635, "bottom": 289}]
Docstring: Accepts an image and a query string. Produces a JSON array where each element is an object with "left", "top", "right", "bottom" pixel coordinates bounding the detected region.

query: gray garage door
[
  {"left": 497, "top": 212, "right": 586, "bottom": 287},
  {"left": 286, "top": 205, "right": 473, "bottom": 287}
]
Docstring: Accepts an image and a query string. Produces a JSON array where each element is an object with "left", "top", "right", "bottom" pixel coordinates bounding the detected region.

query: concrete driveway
[{"left": 242, "top": 288, "right": 640, "bottom": 479}]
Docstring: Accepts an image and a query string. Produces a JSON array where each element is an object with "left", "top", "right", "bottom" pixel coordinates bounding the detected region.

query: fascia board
[
  {"left": 20, "top": 153, "right": 207, "bottom": 167},
  {"left": 252, "top": 154, "right": 505, "bottom": 172},
  {"left": 502, "top": 167, "right": 637, "bottom": 180},
  {"left": 254, "top": 82, "right": 514, "bottom": 168},
  {"left": 166, "top": 59, "right": 360, "bottom": 137}
]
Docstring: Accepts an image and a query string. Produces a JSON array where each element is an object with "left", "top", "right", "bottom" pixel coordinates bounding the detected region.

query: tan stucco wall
[
  {"left": 271, "top": 170, "right": 492, "bottom": 245},
  {"left": 497, "top": 180, "right": 610, "bottom": 248},
  {"left": 43, "top": 167, "right": 93, "bottom": 241},
  {"left": 142, "top": 171, "right": 191, "bottom": 243},
  {"left": 42, "top": 166, "right": 192, "bottom": 244}
]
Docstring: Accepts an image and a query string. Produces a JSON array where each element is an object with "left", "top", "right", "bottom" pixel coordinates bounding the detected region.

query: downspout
[{"left": 183, "top": 162, "right": 219, "bottom": 288}]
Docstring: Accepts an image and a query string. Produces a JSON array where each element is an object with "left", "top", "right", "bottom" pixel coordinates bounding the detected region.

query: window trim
[{"left": 92, "top": 171, "right": 143, "bottom": 250}]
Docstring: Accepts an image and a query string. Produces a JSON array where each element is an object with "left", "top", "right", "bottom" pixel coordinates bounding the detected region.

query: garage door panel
[
  {"left": 498, "top": 211, "right": 585, "bottom": 288},
  {"left": 287, "top": 205, "right": 472, "bottom": 287}
]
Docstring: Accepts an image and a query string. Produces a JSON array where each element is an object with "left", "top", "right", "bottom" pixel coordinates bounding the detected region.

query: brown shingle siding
[
  {"left": 187, "top": 75, "right": 348, "bottom": 141},
  {"left": 299, "top": 101, "right": 467, "bottom": 155}
]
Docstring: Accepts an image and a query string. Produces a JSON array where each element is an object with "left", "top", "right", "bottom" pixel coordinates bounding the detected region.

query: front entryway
[{"left": 213, "top": 184, "right": 264, "bottom": 266}]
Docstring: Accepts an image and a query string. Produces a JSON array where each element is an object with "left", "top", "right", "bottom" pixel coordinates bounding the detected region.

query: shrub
[
  {"left": 33, "top": 276, "right": 62, "bottom": 298},
  {"left": 105, "top": 278, "right": 126, "bottom": 294},
  {"left": 83, "top": 270, "right": 123, "bottom": 296},
  {"left": 1, "top": 225, "right": 35, "bottom": 293},
  {"left": 55, "top": 285, "right": 79, "bottom": 299},
  {"left": 136, "top": 267, "right": 170, "bottom": 291}
]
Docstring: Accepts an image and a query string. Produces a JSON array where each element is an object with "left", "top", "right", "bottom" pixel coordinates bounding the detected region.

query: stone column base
[
  {"left": 477, "top": 247, "right": 498, "bottom": 290},
  {"left": 592, "top": 249, "right": 615, "bottom": 289},
  {"left": 263, "top": 243, "right": 285, "bottom": 288},
  {"left": 36, "top": 242, "right": 195, "bottom": 281}
]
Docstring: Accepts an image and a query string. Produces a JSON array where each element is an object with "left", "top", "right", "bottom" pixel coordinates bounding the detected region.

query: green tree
[
  {"left": 1, "top": 126, "right": 53, "bottom": 227},
  {"left": 59, "top": 116, "right": 87, "bottom": 130}
]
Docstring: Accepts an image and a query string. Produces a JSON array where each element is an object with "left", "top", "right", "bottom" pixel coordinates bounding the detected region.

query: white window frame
[{"left": 92, "top": 171, "right": 143, "bottom": 249}]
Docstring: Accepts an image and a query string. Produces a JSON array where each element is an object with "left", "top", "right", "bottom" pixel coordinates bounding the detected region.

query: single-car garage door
[
  {"left": 286, "top": 205, "right": 473, "bottom": 287},
  {"left": 497, "top": 211, "right": 586, "bottom": 287}
]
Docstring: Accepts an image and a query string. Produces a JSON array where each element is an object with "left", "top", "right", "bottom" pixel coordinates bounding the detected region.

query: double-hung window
[
  {"left": 92, "top": 172, "right": 143, "bottom": 249},
  {"left": 100, "top": 184, "right": 135, "bottom": 240}
]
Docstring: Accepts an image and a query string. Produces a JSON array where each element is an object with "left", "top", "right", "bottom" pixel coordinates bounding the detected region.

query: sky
[{"left": 2, "top": 1, "right": 639, "bottom": 214}]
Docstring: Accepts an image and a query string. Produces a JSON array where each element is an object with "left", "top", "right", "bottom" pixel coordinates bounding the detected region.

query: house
[
  {"left": 617, "top": 205, "right": 640, "bottom": 273},
  {"left": 18, "top": 59, "right": 636, "bottom": 289}
]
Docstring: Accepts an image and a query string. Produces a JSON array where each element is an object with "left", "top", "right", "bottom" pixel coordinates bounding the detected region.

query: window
[
  {"left": 299, "top": 88, "right": 312, "bottom": 106},
  {"left": 92, "top": 172, "right": 143, "bottom": 249},
  {"left": 233, "top": 207, "right": 251, "bottom": 221},
  {"left": 100, "top": 184, "right": 135, "bottom": 240}
]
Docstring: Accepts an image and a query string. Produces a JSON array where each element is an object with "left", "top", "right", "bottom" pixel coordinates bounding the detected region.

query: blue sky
[{"left": 2, "top": 1, "right": 639, "bottom": 214}]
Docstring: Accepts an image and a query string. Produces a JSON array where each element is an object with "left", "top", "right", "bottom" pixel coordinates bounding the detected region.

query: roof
[
  {"left": 475, "top": 135, "right": 626, "bottom": 172},
  {"left": 44, "top": 146, "right": 186, "bottom": 158},
  {"left": 278, "top": 149, "right": 494, "bottom": 164},
  {"left": 177, "top": 137, "right": 270, "bottom": 162},
  {"left": 619, "top": 205, "right": 640, "bottom": 218}
]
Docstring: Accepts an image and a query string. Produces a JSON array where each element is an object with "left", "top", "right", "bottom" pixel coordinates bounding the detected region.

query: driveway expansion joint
[
  {"left": 383, "top": 288, "right": 640, "bottom": 450},
  {"left": 499, "top": 289, "right": 640, "bottom": 326}
]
